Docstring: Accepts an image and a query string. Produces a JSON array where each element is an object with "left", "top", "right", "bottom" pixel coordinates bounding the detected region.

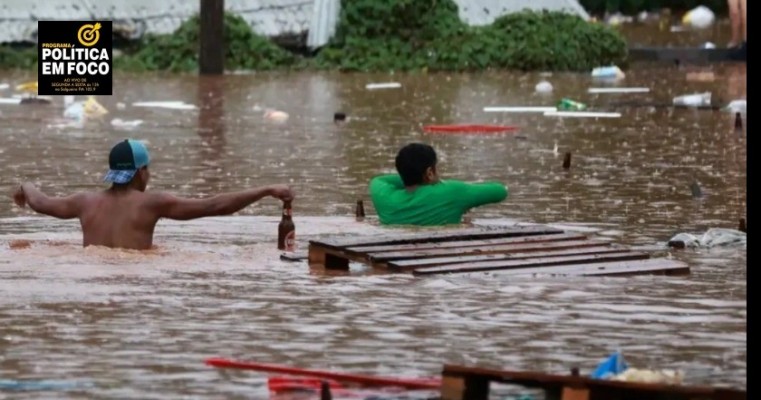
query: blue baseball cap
[{"left": 103, "top": 139, "right": 150, "bottom": 184}]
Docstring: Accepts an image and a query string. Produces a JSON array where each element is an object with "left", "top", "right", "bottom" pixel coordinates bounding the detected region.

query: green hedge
[
  {"left": 0, "top": 2, "right": 628, "bottom": 73},
  {"left": 314, "top": 0, "right": 627, "bottom": 72},
  {"left": 115, "top": 13, "right": 296, "bottom": 72},
  {"left": 580, "top": 0, "right": 727, "bottom": 15}
]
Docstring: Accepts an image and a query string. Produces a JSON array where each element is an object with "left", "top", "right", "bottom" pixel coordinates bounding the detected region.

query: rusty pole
[{"left": 199, "top": 0, "right": 225, "bottom": 74}]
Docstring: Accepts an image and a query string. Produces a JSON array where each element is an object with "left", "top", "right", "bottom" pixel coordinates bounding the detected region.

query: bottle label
[{"left": 285, "top": 230, "right": 295, "bottom": 251}]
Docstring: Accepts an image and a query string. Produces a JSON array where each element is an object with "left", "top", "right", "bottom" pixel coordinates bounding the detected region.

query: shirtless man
[{"left": 12, "top": 139, "right": 294, "bottom": 250}]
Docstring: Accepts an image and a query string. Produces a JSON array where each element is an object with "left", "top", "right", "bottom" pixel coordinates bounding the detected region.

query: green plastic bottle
[{"left": 557, "top": 98, "right": 587, "bottom": 111}]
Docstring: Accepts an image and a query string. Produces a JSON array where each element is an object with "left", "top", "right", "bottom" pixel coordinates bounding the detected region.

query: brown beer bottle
[{"left": 278, "top": 201, "right": 295, "bottom": 251}]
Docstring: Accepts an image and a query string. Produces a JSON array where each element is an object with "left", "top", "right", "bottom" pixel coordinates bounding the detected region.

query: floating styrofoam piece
[
  {"left": 682, "top": 5, "right": 715, "bottom": 30},
  {"left": 132, "top": 101, "right": 197, "bottom": 110},
  {"left": 591, "top": 66, "right": 625, "bottom": 79},
  {"left": 673, "top": 92, "right": 711, "bottom": 107},
  {"left": 544, "top": 111, "right": 622, "bottom": 118},
  {"left": 535, "top": 81, "right": 553, "bottom": 93},
  {"left": 588, "top": 87, "right": 650, "bottom": 94},
  {"left": 484, "top": 106, "right": 557, "bottom": 113},
  {"left": 111, "top": 118, "right": 144, "bottom": 129},
  {"left": 0, "top": 83, "right": 9, "bottom": 90},
  {"left": 365, "top": 82, "right": 402, "bottom": 90},
  {"left": 0, "top": 98, "right": 22, "bottom": 105},
  {"left": 725, "top": 99, "right": 746, "bottom": 113}
]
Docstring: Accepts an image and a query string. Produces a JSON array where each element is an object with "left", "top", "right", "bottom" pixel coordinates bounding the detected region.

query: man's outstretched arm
[
  {"left": 151, "top": 184, "right": 294, "bottom": 221},
  {"left": 13, "top": 183, "right": 84, "bottom": 219}
]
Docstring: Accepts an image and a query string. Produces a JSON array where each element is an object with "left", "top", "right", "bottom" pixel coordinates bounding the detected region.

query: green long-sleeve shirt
[{"left": 368, "top": 174, "right": 508, "bottom": 226}]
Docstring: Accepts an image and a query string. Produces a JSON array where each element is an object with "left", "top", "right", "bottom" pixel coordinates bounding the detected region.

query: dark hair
[{"left": 395, "top": 143, "right": 437, "bottom": 186}]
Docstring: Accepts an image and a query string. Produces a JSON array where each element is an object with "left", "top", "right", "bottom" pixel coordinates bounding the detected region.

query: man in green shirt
[{"left": 369, "top": 143, "right": 508, "bottom": 226}]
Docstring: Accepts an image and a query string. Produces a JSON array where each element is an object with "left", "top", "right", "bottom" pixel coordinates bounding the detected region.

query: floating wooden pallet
[
  {"left": 441, "top": 364, "right": 746, "bottom": 400},
  {"left": 307, "top": 225, "right": 689, "bottom": 276}
]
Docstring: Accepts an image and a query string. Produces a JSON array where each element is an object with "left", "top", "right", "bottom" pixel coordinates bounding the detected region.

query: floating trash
[
  {"left": 264, "top": 109, "right": 289, "bottom": 123},
  {"left": 534, "top": 80, "right": 553, "bottom": 93},
  {"left": 557, "top": 98, "right": 587, "bottom": 111},
  {"left": 682, "top": 5, "right": 715, "bottom": 29},
  {"left": 668, "top": 228, "right": 746, "bottom": 248},
  {"left": 544, "top": 111, "right": 622, "bottom": 118},
  {"left": 725, "top": 99, "right": 746, "bottom": 113},
  {"left": 483, "top": 106, "right": 556, "bottom": 113},
  {"left": 365, "top": 82, "right": 402, "bottom": 90},
  {"left": 588, "top": 87, "right": 650, "bottom": 94},
  {"left": 132, "top": 101, "right": 196, "bottom": 110},
  {"left": 0, "top": 83, "right": 9, "bottom": 90},
  {"left": 591, "top": 66, "right": 625, "bottom": 80},
  {"left": 110, "top": 118, "right": 144, "bottom": 129},
  {"left": 64, "top": 96, "right": 108, "bottom": 123},
  {"left": 673, "top": 92, "right": 711, "bottom": 107}
]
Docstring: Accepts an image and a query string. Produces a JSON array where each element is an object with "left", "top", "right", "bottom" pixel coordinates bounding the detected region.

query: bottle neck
[{"left": 282, "top": 202, "right": 292, "bottom": 219}]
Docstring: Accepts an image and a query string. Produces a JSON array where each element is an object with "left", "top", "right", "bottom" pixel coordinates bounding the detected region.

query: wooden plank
[
  {"left": 561, "top": 387, "right": 589, "bottom": 400},
  {"left": 346, "top": 232, "right": 584, "bottom": 253},
  {"left": 409, "top": 252, "right": 649, "bottom": 275},
  {"left": 280, "top": 252, "right": 308, "bottom": 262},
  {"left": 415, "top": 258, "right": 688, "bottom": 277},
  {"left": 440, "top": 375, "right": 489, "bottom": 400},
  {"left": 386, "top": 246, "right": 629, "bottom": 269},
  {"left": 309, "top": 225, "right": 563, "bottom": 249},
  {"left": 442, "top": 365, "right": 745, "bottom": 400},
  {"left": 370, "top": 239, "right": 615, "bottom": 263}
]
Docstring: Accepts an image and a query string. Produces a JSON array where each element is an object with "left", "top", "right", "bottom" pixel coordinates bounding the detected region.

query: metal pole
[{"left": 199, "top": 0, "right": 224, "bottom": 74}]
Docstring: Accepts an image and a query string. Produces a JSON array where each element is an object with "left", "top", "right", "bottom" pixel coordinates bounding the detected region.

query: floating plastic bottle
[
  {"left": 557, "top": 98, "right": 587, "bottom": 111},
  {"left": 673, "top": 92, "right": 711, "bottom": 107},
  {"left": 591, "top": 66, "right": 625, "bottom": 79}
]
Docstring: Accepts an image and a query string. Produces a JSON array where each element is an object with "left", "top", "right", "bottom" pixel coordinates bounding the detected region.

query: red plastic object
[
  {"left": 205, "top": 358, "right": 441, "bottom": 390},
  {"left": 423, "top": 124, "right": 519, "bottom": 134},
  {"left": 268, "top": 377, "right": 345, "bottom": 392}
]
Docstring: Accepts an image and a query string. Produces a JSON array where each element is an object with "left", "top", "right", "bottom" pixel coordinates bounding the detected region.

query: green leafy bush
[
  {"left": 0, "top": 46, "right": 37, "bottom": 70},
  {"left": 115, "top": 13, "right": 296, "bottom": 72},
  {"left": 0, "top": 2, "right": 629, "bottom": 72},
  {"left": 314, "top": 0, "right": 627, "bottom": 72}
]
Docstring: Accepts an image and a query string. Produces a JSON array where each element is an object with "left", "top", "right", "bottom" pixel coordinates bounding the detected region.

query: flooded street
[{"left": 0, "top": 64, "right": 746, "bottom": 398}]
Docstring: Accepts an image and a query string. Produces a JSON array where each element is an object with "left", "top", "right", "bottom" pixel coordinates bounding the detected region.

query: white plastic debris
[
  {"left": 544, "top": 111, "right": 622, "bottom": 118},
  {"left": 63, "top": 96, "right": 108, "bottom": 123},
  {"left": 592, "top": 66, "right": 625, "bottom": 80},
  {"left": 264, "top": 109, "right": 289, "bottom": 123},
  {"left": 725, "top": 99, "right": 746, "bottom": 113},
  {"left": 535, "top": 80, "right": 553, "bottom": 93},
  {"left": 0, "top": 83, "right": 9, "bottom": 91},
  {"left": 365, "top": 82, "right": 402, "bottom": 90},
  {"left": 703, "top": 42, "right": 716, "bottom": 49},
  {"left": 668, "top": 228, "right": 746, "bottom": 248},
  {"left": 116, "top": 102, "right": 126, "bottom": 110},
  {"left": 682, "top": 5, "right": 715, "bottom": 29},
  {"left": 132, "top": 101, "right": 196, "bottom": 110},
  {"left": 588, "top": 87, "right": 650, "bottom": 94},
  {"left": 673, "top": 92, "right": 711, "bottom": 107},
  {"left": 0, "top": 98, "right": 22, "bottom": 105},
  {"left": 613, "top": 368, "right": 684, "bottom": 385},
  {"left": 110, "top": 118, "right": 144, "bottom": 129}
]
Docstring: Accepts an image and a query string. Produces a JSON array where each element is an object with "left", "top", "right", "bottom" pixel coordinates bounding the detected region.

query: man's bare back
[{"left": 12, "top": 139, "right": 294, "bottom": 250}]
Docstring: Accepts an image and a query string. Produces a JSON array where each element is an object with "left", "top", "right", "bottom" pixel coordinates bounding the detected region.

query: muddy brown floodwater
[{"left": 0, "top": 61, "right": 746, "bottom": 399}]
